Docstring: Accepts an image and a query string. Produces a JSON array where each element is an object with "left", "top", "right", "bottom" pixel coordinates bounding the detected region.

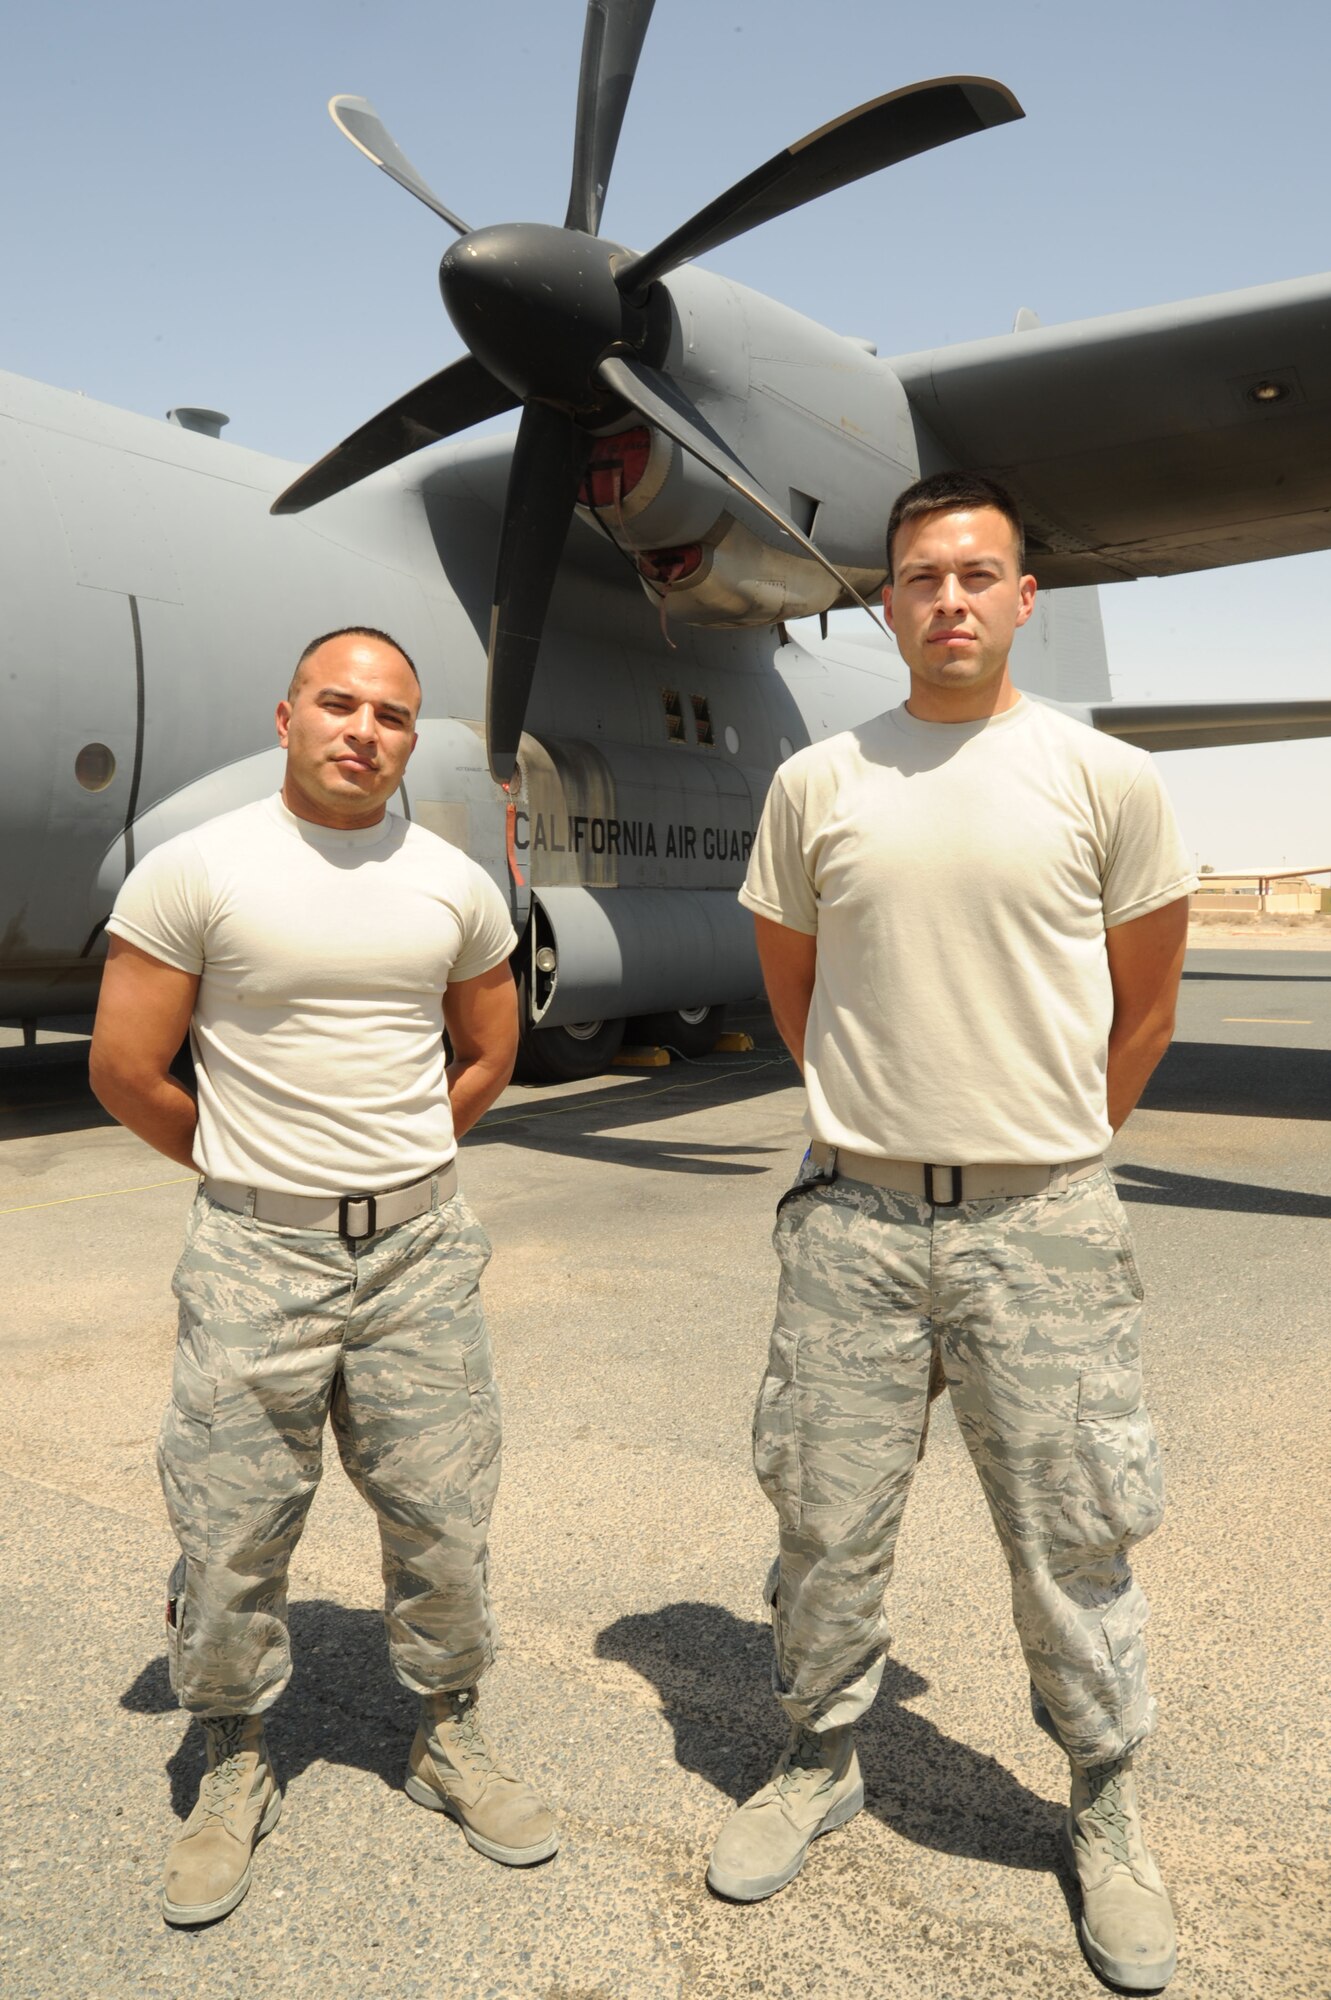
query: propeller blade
[
  {"left": 564, "top": 0, "right": 657, "bottom": 236},
  {"left": 329, "top": 95, "right": 472, "bottom": 236},
  {"left": 486, "top": 403, "right": 593, "bottom": 783},
  {"left": 615, "top": 76, "right": 1022, "bottom": 293},
  {"left": 596, "top": 355, "right": 887, "bottom": 631},
  {"left": 271, "top": 355, "right": 517, "bottom": 515}
]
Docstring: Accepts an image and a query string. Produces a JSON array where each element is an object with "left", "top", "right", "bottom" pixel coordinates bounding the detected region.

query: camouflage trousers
[
  {"left": 753, "top": 1161, "right": 1164, "bottom": 1771},
  {"left": 159, "top": 1182, "right": 501, "bottom": 1717}
]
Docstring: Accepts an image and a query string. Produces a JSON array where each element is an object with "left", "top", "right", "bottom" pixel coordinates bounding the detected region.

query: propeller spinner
[{"left": 272, "top": 0, "right": 1023, "bottom": 783}]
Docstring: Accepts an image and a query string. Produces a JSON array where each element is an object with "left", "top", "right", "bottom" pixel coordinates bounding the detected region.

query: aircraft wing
[
  {"left": 889, "top": 273, "right": 1331, "bottom": 586},
  {"left": 1087, "top": 697, "right": 1331, "bottom": 753}
]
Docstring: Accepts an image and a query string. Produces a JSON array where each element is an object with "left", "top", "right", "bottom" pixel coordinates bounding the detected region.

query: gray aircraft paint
[{"left": 5, "top": 243, "right": 1331, "bottom": 1027}]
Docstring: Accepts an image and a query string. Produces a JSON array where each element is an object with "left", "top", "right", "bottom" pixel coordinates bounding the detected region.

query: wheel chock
[
  {"left": 714, "top": 1031, "right": 755, "bottom": 1052},
  {"left": 614, "top": 1044, "right": 671, "bottom": 1067}
]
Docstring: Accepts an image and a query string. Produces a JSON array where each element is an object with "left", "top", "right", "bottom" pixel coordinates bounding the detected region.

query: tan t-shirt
[
  {"left": 107, "top": 794, "right": 517, "bottom": 1195},
  {"left": 739, "top": 697, "right": 1196, "bottom": 1165}
]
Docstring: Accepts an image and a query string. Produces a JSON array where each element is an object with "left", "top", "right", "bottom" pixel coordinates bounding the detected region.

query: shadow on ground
[
  {"left": 470, "top": 1050, "right": 796, "bottom": 1176},
  {"left": 595, "top": 1601, "right": 1067, "bottom": 1877},
  {"left": 1142, "top": 1042, "right": 1331, "bottom": 1119},
  {"left": 1182, "top": 967, "right": 1331, "bottom": 984},
  {"left": 1113, "top": 1162, "right": 1331, "bottom": 1217},
  {"left": 122, "top": 1593, "right": 1068, "bottom": 1888},
  {"left": 120, "top": 1601, "right": 418, "bottom": 1819}
]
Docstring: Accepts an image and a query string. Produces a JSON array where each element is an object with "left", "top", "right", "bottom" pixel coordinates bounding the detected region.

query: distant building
[{"left": 1192, "top": 867, "right": 1329, "bottom": 914}]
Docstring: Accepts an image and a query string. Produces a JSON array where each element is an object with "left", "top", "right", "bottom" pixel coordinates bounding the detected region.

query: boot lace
[
  {"left": 198, "top": 1716, "right": 249, "bottom": 1820},
  {"left": 443, "top": 1696, "right": 498, "bottom": 1776},
  {"left": 1083, "top": 1762, "right": 1133, "bottom": 1869},
  {"left": 772, "top": 1730, "right": 834, "bottom": 1804}
]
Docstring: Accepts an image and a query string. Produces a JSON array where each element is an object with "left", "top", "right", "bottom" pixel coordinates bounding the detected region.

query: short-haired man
[
  {"left": 707, "top": 476, "right": 1193, "bottom": 1990},
  {"left": 92, "top": 627, "right": 556, "bottom": 1927}
]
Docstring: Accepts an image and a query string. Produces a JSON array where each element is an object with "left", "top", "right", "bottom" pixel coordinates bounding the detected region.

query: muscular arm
[
  {"left": 1104, "top": 895, "right": 1190, "bottom": 1132},
  {"left": 444, "top": 961, "right": 519, "bottom": 1139},
  {"left": 754, "top": 914, "right": 818, "bottom": 1074},
  {"left": 89, "top": 936, "right": 201, "bottom": 1167}
]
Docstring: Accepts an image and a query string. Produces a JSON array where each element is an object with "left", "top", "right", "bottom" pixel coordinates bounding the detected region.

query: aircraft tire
[
  {"left": 515, "top": 1008, "right": 626, "bottom": 1084},
  {"left": 628, "top": 1004, "right": 727, "bottom": 1059}
]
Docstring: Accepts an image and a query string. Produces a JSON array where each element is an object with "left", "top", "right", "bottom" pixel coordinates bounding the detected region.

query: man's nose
[
  {"left": 936, "top": 571, "right": 965, "bottom": 611},
  {"left": 346, "top": 704, "right": 379, "bottom": 740}
]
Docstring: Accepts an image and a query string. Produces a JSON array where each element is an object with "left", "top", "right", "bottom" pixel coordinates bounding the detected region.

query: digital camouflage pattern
[
  {"left": 753, "top": 1161, "right": 1164, "bottom": 1771},
  {"left": 160, "top": 1184, "right": 500, "bottom": 1715}
]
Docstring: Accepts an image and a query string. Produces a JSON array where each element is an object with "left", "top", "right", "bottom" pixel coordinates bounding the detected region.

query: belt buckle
[
  {"left": 338, "top": 1192, "right": 377, "bottom": 1242},
  {"left": 924, "top": 1164, "right": 963, "bottom": 1208}
]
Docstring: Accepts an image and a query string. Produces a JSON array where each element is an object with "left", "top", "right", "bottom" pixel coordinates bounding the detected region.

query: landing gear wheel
[
  {"left": 515, "top": 1005, "right": 626, "bottom": 1084},
  {"left": 628, "top": 1003, "right": 727, "bottom": 1058}
]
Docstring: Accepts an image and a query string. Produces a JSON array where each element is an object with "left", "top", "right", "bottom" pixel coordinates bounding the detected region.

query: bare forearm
[
  {"left": 447, "top": 1053, "right": 514, "bottom": 1139},
  {"left": 1103, "top": 896, "right": 1189, "bottom": 1134},
  {"left": 753, "top": 916, "right": 817, "bottom": 1076},
  {"left": 90, "top": 1064, "right": 199, "bottom": 1168},
  {"left": 768, "top": 991, "right": 811, "bottom": 1074},
  {"left": 1105, "top": 1017, "right": 1174, "bottom": 1133}
]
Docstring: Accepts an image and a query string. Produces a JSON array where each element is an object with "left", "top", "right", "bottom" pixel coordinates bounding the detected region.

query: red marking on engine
[{"left": 578, "top": 426, "right": 652, "bottom": 508}]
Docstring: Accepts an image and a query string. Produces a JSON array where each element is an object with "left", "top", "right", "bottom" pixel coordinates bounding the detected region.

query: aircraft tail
[{"left": 1010, "top": 584, "right": 1111, "bottom": 702}]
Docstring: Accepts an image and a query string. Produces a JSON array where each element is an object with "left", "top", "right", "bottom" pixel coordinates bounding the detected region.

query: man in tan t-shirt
[
  {"left": 91, "top": 627, "right": 557, "bottom": 1927},
  {"left": 707, "top": 475, "right": 1193, "bottom": 1993}
]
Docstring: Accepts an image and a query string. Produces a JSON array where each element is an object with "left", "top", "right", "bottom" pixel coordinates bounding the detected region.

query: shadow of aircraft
[
  {"left": 1113, "top": 1162, "right": 1331, "bottom": 1217},
  {"left": 471, "top": 1047, "right": 797, "bottom": 1176},
  {"left": 1183, "top": 968, "right": 1331, "bottom": 984},
  {"left": 1141, "top": 1041, "right": 1331, "bottom": 1119}
]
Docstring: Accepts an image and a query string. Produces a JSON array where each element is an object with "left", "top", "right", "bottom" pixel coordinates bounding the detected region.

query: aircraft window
[
  {"left": 779, "top": 736, "right": 795, "bottom": 761},
  {"left": 691, "top": 695, "right": 714, "bottom": 746},
  {"left": 662, "top": 689, "right": 687, "bottom": 744},
  {"left": 75, "top": 743, "right": 117, "bottom": 791},
  {"left": 724, "top": 725, "right": 741, "bottom": 755}
]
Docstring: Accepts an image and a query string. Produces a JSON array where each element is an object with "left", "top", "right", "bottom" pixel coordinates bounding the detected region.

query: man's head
[
  {"left": 276, "top": 628, "right": 421, "bottom": 828},
  {"left": 882, "top": 473, "right": 1035, "bottom": 718}
]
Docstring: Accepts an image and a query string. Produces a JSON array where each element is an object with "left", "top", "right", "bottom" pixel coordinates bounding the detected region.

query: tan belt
[
  {"left": 808, "top": 1144, "right": 1102, "bottom": 1207},
  {"left": 203, "top": 1161, "right": 458, "bottom": 1241}
]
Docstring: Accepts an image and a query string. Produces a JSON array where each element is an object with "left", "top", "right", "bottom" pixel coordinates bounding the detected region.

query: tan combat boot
[
  {"left": 706, "top": 1722, "right": 863, "bottom": 1901},
  {"left": 1066, "top": 1758, "right": 1177, "bottom": 1990},
  {"left": 160, "top": 1714, "right": 281, "bottom": 1926},
  {"left": 404, "top": 1688, "right": 558, "bottom": 1865}
]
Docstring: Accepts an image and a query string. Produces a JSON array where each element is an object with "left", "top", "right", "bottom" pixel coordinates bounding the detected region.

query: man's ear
[
  {"left": 1015, "top": 574, "right": 1037, "bottom": 628},
  {"left": 881, "top": 582, "right": 896, "bottom": 635},
  {"left": 275, "top": 699, "right": 292, "bottom": 746}
]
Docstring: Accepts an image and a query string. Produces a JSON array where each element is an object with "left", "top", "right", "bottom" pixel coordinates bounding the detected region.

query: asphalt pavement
[{"left": 1, "top": 947, "right": 1328, "bottom": 2000}]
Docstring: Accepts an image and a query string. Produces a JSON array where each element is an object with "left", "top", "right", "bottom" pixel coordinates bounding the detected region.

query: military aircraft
[{"left": 5, "top": 0, "right": 1331, "bottom": 1079}]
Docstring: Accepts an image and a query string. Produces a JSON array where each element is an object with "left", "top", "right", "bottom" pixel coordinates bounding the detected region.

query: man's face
[
  {"left": 276, "top": 634, "right": 420, "bottom": 827},
  {"left": 883, "top": 506, "right": 1036, "bottom": 701}
]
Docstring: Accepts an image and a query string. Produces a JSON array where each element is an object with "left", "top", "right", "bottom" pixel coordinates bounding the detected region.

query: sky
[{"left": 3, "top": 0, "right": 1329, "bottom": 871}]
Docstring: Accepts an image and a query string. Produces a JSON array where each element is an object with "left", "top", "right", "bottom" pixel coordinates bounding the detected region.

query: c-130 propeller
[{"left": 271, "top": 0, "right": 1022, "bottom": 785}]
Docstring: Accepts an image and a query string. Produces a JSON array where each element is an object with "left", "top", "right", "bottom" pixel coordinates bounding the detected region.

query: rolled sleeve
[
  {"left": 1103, "top": 762, "right": 1198, "bottom": 928},
  {"left": 450, "top": 864, "right": 519, "bottom": 983},
  {"left": 105, "top": 837, "right": 209, "bottom": 973},
  {"left": 739, "top": 769, "right": 818, "bottom": 935}
]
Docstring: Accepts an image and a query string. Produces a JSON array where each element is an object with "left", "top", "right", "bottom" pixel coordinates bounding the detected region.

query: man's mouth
[{"left": 335, "top": 754, "right": 377, "bottom": 773}]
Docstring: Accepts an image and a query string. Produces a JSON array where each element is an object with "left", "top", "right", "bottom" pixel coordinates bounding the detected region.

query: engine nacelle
[
  {"left": 637, "top": 519, "right": 867, "bottom": 628},
  {"left": 574, "top": 267, "right": 918, "bottom": 629}
]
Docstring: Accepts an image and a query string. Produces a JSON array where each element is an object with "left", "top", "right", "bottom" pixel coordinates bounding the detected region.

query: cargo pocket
[
  {"left": 462, "top": 1332, "right": 502, "bottom": 1527},
  {"left": 752, "top": 1325, "right": 801, "bottom": 1529},
  {"left": 1052, "top": 1365, "right": 1164, "bottom": 1562},
  {"left": 156, "top": 1342, "right": 216, "bottom": 1562}
]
